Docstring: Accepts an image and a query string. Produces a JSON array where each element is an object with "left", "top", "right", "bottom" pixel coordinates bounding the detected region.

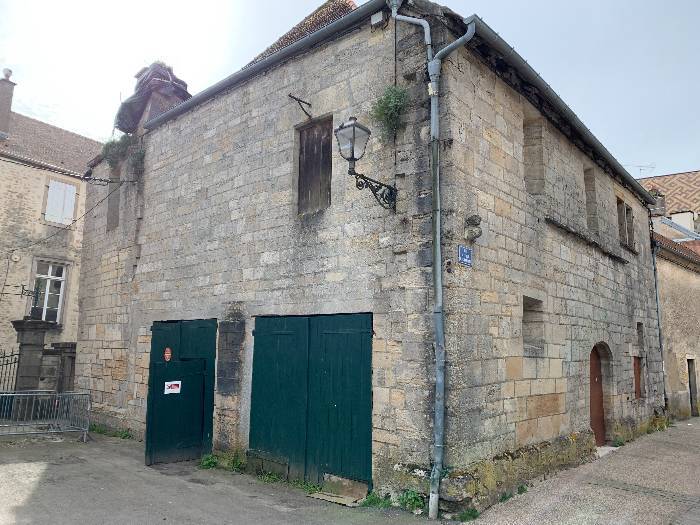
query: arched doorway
[{"left": 590, "top": 345, "right": 606, "bottom": 446}]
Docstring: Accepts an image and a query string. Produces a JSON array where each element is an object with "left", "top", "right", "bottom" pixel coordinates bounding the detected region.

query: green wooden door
[
  {"left": 306, "top": 314, "right": 372, "bottom": 484},
  {"left": 249, "top": 316, "right": 309, "bottom": 480},
  {"left": 146, "top": 319, "right": 216, "bottom": 465},
  {"left": 249, "top": 314, "right": 372, "bottom": 485}
]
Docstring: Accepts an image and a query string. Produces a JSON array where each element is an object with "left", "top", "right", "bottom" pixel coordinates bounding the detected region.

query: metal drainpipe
[
  {"left": 390, "top": 1, "right": 476, "bottom": 518},
  {"left": 650, "top": 233, "right": 668, "bottom": 410}
]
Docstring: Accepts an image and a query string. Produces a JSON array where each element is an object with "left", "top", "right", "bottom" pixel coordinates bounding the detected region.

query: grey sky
[{"left": 1, "top": 0, "right": 697, "bottom": 177}]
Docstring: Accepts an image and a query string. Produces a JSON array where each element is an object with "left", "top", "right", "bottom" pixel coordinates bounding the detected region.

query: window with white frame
[
  {"left": 44, "top": 180, "right": 77, "bottom": 225},
  {"left": 29, "top": 262, "right": 66, "bottom": 322}
]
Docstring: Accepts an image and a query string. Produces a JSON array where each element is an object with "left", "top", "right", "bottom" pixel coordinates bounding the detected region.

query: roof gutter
[
  {"left": 462, "top": 15, "right": 655, "bottom": 205},
  {"left": 145, "top": 0, "right": 387, "bottom": 131}
]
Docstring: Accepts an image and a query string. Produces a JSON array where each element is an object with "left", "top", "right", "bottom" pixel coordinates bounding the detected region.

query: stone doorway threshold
[
  {"left": 308, "top": 492, "right": 361, "bottom": 507},
  {"left": 308, "top": 474, "right": 367, "bottom": 507}
]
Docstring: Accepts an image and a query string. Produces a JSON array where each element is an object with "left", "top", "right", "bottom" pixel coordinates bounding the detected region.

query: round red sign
[{"left": 163, "top": 347, "right": 172, "bottom": 362}]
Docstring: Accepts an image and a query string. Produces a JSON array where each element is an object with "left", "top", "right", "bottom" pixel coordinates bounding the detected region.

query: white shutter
[{"left": 45, "top": 181, "right": 76, "bottom": 225}]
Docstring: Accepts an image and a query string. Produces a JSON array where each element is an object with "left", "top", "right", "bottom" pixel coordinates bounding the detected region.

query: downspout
[
  {"left": 390, "top": 1, "right": 476, "bottom": 518},
  {"left": 649, "top": 212, "right": 668, "bottom": 410}
]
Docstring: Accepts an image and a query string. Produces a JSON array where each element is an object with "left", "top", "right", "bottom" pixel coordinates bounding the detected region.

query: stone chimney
[
  {"left": 114, "top": 62, "right": 191, "bottom": 136},
  {"left": 0, "top": 68, "right": 16, "bottom": 139},
  {"left": 649, "top": 189, "right": 666, "bottom": 217}
]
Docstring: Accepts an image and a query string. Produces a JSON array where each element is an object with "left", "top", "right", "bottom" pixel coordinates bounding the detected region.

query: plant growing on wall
[
  {"left": 101, "top": 134, "right": 135, "bottom": 169},
  {"left": 370, "top": 85, "right": 409, "bottom": 140},
  {"left": 102, "top": 133, "right": 144, "bottom": 175}
]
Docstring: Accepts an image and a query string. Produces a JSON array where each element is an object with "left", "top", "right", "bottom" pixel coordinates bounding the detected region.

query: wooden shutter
[{"left": 298, "top": 118, "right": 332, "bottom": 214}]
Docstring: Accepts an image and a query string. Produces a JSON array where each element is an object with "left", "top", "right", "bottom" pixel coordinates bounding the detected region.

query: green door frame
[{"left": 145, "top": 319, "right": 217, "bottom": 465}]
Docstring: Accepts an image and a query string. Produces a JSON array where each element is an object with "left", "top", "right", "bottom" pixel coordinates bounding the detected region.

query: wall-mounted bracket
[
  {"left": 350, "top": 168, "right": 397, "bottom": 211},
  {"left": 288, "top": 93, "right": 312, "bottom": 120}
]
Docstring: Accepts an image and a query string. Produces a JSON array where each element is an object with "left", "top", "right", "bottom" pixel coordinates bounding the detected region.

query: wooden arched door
[{"left": 590, "top": 347, "right": 606, "bottom": 446}]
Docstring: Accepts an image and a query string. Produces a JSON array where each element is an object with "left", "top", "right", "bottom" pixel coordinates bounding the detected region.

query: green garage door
[
  {"left": 146, "top": 319, "right": 216, "bottom": 465},
  {"left": 249, "top": 314, "right": 372, "bottom": 485}
]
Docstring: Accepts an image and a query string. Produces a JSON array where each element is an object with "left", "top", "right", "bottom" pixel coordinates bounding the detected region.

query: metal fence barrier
[{"left": 0, "top": 391, "right": 90, "bottom": 441}]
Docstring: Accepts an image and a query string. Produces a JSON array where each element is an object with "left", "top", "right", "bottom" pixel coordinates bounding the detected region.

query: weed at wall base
[
  {"left": 360, "top": 492, "right": 392, "bottom": 509},
  {"left": 458, "top": 508, "right": 479, "bottom": 522}
]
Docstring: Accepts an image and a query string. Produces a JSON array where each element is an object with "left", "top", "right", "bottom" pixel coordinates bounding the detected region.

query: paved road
[
  {"left": 476, "top": 417, "right": 700, "bottom": 525},
  {"left": 1, "top": 419, "right": 699, "bottom": 524},
  {"left": 0, "top": 434, "right": 425, "bottom": 525}
]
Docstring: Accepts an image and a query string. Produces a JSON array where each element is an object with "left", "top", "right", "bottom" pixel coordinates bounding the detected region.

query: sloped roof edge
[
  {"left": 145, "top": 0, "right": 386, "bottom": 131},
  {"left": 143, "top": 1, "right": 655, "bottom": 205},
  {"left": 653, "top": 231, "right": 700, "bottom": 270}
]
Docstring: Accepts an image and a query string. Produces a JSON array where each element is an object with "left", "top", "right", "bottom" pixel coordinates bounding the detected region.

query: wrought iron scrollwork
[{"left": 352, "top": 171, "right": 397, "bottom": 210}]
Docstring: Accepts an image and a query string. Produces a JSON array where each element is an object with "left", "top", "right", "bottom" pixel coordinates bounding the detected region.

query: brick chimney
[{"left": 0, "top": 68, "right": 16, "bottom": 139}]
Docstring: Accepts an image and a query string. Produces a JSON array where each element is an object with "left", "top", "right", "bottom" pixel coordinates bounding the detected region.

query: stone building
[
  {"left": 0, "top": 68, "right": 101, "bottom": 389},
  {"left": 76, "top": 0, "right": 665, "bottom": 511},
  {"left": 651, "top": 232, "right": 700, "bottom": 419}
]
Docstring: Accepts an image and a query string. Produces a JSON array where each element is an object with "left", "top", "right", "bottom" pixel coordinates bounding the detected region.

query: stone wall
[
  {"left": 0, "top": 159, "right": 84, "bottom": 358},
  {"left": 76, "top": 2, "right": 665, "bottom": 504},
  {"left": 437, "top": 33, "right": 664, "bottom": 464},
  {"left": 656, "top": 256, "right": 700, "bottom": 418},
  {"left": 77, "top": 13, "right": 439, "bottom": 464}
]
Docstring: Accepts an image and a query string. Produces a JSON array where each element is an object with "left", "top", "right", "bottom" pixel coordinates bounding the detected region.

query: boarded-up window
[
  {"left": 298, "top": 118, "right": 332, "bottom": 214},
  {"left": 633, "top": 356, "right": 642, "bottom": 399}
]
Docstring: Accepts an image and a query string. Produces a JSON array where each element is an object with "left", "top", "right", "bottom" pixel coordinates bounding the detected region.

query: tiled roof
[
  {"left": 0, "top": 112, "right": 102, "bottom": 174},
  {"left": 247, "top": 0, "right": 357, "bottom": 66},
  {"left": 639, "top": 170, "right": 700, "bottom": 214},
  {"left": 653, "top": 231, "right": 700, "bottom": 268}
]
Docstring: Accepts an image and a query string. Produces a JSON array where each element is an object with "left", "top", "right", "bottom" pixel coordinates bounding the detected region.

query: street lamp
[{"left": 334, "top": 117, "right": 397, "bottom": 210}]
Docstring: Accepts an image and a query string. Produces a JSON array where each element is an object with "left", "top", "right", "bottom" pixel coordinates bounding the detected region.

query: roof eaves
[
  {"left": 145, "top": 0, "right": 386, "bottom": 131},
  {"left": 0, "top": 149, "right": 85, "bottom": 179},
  {"left": 458, "top": 14, "right": 655, "bottom": 206},
  {"left": 144, "top": 1, "right": 656, "bottom": 207},
  {"left": 653, "top": 232, "right": 700, "bottom": 270}
]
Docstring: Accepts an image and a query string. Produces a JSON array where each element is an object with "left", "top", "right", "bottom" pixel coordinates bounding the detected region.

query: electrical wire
[{"left": 5, "top": 181, "right": 125, "bottom": 255}]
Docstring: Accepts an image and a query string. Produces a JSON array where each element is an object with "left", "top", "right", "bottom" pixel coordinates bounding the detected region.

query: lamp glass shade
[{"left": 334, "top": 117, "right": 371, "bottom": 162}]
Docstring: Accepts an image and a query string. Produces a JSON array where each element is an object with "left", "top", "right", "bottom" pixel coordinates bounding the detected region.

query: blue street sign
[{"left": 458, "top": 245, "right": 473, "bottom": 267}]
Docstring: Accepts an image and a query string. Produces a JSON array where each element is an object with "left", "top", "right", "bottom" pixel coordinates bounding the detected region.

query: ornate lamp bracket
[{"left": 350, "top": 166, "right": 397, "bottom": 211}]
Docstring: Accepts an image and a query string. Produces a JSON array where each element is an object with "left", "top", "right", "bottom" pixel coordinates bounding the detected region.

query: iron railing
[
  {"left": 0, "top": 349, "right": 19, "bottom": 392},
  {"left": 0, "top": 390, "right": 90, "bottom": 441}
]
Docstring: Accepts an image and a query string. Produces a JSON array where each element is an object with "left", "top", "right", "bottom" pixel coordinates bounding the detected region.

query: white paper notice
[{"left": 164, "top": 380, "right": 182, "bottom": 394}]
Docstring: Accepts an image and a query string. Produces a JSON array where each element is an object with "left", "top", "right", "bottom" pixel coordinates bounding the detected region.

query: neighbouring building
[
  {"left": 0, "top": 68, "right": 101, "bottom": 390},
  {"left": 651, "top": 232, "right": 700, "bottom": 419},
  {"left": 641, "top": 170, "right": 700, "bottom": 255},
  {"left": 640, "top": 170, "right": 700, "bottom": 419},
  {"left": 76, "top": 0, "right": 666, "bottom": 512}
]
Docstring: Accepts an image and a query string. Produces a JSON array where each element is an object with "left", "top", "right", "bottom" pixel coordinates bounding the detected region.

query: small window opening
[
  {"left": 636, "top": 322, "right": 644, "bottom": 349},
  {"left": 523, "top": 296, "right": 545, "bottom": 355},
  {"left": 617, "top": 197, "right": 635, "bottom": 248},
  {"left": 633, "top": 356, "right": 643, "bottom": 399}
]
